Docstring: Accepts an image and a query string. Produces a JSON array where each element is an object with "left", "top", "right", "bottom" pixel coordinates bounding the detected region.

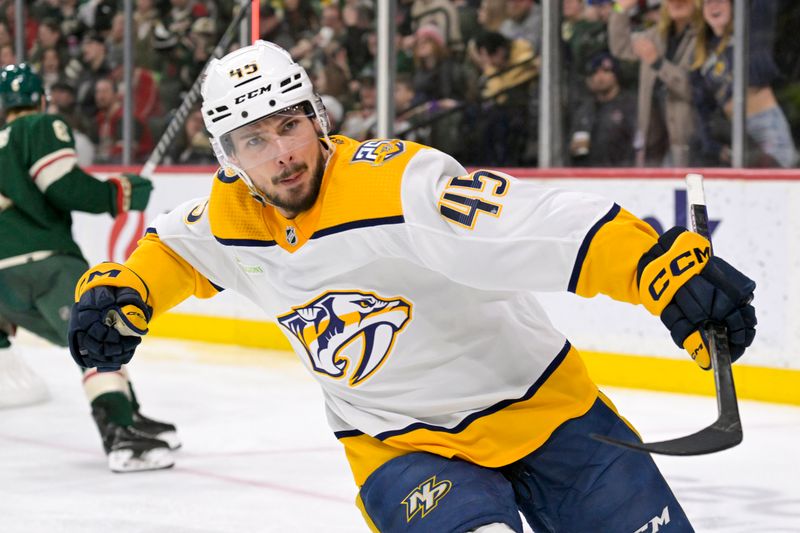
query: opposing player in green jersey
[{"left": 0, "top": 64, "right": 178, "bottom": 472}]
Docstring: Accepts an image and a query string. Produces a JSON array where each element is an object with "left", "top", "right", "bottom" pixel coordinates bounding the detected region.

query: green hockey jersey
[{"left": 0, "top": 113, "right": 115, "bottom": 261}]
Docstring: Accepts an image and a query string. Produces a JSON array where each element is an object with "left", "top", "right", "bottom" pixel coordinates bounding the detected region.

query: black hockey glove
[
  {"left": 68, "top": 286, "right": 152, "bottom": 372},
  {"left": 637, "top": 227, "right": 756, "bottom": 369}
]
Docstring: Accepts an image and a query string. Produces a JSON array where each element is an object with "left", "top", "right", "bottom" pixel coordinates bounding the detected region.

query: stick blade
[{"left": 591, "top": 417, "right": 742, "bottom": 456}]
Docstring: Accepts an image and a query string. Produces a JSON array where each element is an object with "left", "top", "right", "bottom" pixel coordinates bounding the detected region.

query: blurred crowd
[{"left": 1, "top": 0, "right": 799, "bottom": 168}]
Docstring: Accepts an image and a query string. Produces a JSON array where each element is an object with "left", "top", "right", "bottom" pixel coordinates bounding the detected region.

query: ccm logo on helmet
[
  {"left": 648, "top": 246, "right": 711, "bottom": 301},
  {"left": 234, "top": 85, "right": 271, "bottom": 104}
]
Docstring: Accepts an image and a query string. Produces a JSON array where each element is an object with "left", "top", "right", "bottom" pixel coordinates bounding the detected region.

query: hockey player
[
  {"left": 68, "top": 42, "right": 756, "bottom": 531},
  {"left": 0, "top": 64, "right": 179, "bottom": 473}
]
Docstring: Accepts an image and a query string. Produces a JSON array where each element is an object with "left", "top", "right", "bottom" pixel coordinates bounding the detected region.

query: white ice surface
[{"left": 1, "top": 332, "right": 798, "bottom": 532}]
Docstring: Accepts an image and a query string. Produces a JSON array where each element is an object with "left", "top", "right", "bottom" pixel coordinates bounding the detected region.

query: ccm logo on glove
[
  {"left": 638, "top": 230, "right": 711, "bottom": 314},
  {"left": 647, "top": 244, "right": 711, "bottom": 302}
]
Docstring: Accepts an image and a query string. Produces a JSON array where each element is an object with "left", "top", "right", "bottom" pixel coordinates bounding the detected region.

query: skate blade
[{"left": 108, "top": 447, "right": 175, "bottom": 473}]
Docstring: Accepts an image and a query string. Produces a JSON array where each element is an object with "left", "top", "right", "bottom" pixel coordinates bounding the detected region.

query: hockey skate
[
  {"left": 92, "top": 405, "right": 174, "bottom": 473},
  {"left": 0, "top": 347, "right": 50, "bottom": 409},
  {"left": 132, "top": 409, "right": 182, "bottom": 450}
]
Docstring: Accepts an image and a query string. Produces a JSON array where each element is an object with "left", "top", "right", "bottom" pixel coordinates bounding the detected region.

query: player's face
[{"left": 226, "top": 108, "right": 325, "bottom": 218}]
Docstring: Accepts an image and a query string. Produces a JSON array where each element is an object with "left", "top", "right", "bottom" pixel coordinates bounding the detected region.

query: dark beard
[{"left": 264, "top": 148, "right": 326, "bottom": 216}]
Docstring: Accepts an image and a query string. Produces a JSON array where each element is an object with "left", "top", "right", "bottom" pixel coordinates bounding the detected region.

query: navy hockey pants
[{"left": 360, "top": 396, "right": 692, "bottom": 532}]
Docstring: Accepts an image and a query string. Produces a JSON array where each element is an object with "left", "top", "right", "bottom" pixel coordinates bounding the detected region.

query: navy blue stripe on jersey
[
  {"left": 310, "top": 216, "right": 405, "bottom": 240},
  {"left": 567, "top": 203, "right": 621, "bottom": 293},
  {"left": 213, "top": 236, "right": 278, "bottom": 247},
  {"left": 332, "top": 341, "right": 572, "bottom": 441},
  {"left": 335, "top": 429, "right": 364, "bottom": 439}
]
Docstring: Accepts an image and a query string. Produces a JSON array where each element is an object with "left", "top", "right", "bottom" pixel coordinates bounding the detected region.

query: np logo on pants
[{"left": 402, "top": 476, "right": 452, "bottom": 522}]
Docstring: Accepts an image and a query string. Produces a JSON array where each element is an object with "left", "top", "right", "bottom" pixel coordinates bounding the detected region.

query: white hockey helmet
[{"left": 201, "top": 40, "right": 330, "bottom": 200}]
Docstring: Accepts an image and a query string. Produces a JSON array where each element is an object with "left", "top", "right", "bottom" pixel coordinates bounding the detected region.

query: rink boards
[{"left": 72, "top": 167, "right": 800, "bottom": 405}]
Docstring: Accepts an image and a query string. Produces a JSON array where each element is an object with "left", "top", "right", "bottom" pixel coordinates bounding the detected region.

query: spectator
[
  {"left": 585, "top": 0, "right": 615, "bottom": 23},
  {"left": 466, "top": 0, "right": 508, "bottom": 70},
  {"left": 47, "top": 81, "right": 96, "bottom": 166},
  {"left": 38, "top": 47, "right": 65, "bottom": 93},
  {"left": 28, "top": 18, "right": 68, "bottom": 71},
  {"left": 312, "top": 43, "right": 353, "bottom": 107},
  {"left": 92, "top": 76, "right": 122, "bottom": 163},
  {"left": 569, "top": 52, "right": 637, "bottom": 166},
  {"left": 476, "top": 31, "right": 538, "bottom": 164},
  {"left": 609, "top": 0, "right": 700, "bottom": 167},
  {"left": 92, "top": 77, "right": 153, "bottom": 163},
  {"left": 410, "top": 24, "right": 469, "bottom": 107},
  {"left": 68, "top": 31, "right": 113, "bottom": 118},
  {"left": 500, "top": 0, "right": 542, "bottom": 55},
  {"left": 411, "top": 0, "right": 465, "bottom": 54},
  {"left": 132, "top": 0, "right": 163, "bottom": 71},
  {"left": 340, "top": 71, "right": 378, "bottom": 140},
  {"left": 168, "top": 107, "right": 216, "bottom": 165},
  {"left": 563, "top": 0, "right": 612, "bottom": 109},
  {"left": 690, "top": 0, "right": 798, "bottom": 168},
  {"left": 111, "top": 65, "right": 161, "bottom": 124}
]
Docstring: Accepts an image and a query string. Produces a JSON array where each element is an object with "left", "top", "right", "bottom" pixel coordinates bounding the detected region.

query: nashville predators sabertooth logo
[{"left": 277, "top": 291, "right": 412, "bottom": 386}]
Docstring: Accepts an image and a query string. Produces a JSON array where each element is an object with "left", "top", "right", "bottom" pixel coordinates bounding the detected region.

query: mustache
[{"left": 272, "top": 163, "right": 308, "bottom": 184}]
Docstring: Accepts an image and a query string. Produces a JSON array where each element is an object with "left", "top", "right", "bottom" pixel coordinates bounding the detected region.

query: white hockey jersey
[{"left": 107, "top": 136, "right": 659, "bottom": 486}]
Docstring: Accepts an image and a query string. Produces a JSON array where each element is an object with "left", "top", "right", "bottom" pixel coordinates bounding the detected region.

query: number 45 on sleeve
[{"left": 437, "top": 170, "right": 509, "bottom": 229}]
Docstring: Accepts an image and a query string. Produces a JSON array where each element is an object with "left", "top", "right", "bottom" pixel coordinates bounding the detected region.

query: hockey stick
[
  {"left": 593, "top": 173, "right": 743, "bottom": 455},
  {"left": 139, "top": 0, "right": 253, "bottom": 178}
]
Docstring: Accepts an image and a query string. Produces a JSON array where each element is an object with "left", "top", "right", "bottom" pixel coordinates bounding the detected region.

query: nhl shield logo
[{"left": 285, "top": 226, "right": 298, "bottom": 246}]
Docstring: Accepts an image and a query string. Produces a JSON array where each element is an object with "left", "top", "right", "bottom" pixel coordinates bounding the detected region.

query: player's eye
[
  {"left": 282, "top": 119, "right": 299, "bottom": 133},
  {"left": 245, "top": 135, "right": 267, "bottom": 149}
]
